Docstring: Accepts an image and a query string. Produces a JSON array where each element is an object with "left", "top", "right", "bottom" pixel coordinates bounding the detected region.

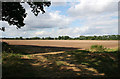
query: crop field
[{"left": 2, "top": 40, "right": 118, "bottom": 49}]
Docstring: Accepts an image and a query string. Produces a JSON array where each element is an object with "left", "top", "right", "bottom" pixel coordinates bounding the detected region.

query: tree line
[{"left": 1, "top": 35, "right": 120, "bottom": 40}]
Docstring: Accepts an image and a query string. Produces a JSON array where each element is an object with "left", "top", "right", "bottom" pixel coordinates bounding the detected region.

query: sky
[{"left": 0, "top": 0, "right": 119, "bottom": 38}]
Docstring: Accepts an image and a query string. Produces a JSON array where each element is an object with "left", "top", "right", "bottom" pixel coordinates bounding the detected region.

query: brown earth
[{"left": 2, "top": 40, "right": 118, "bottom": 49}]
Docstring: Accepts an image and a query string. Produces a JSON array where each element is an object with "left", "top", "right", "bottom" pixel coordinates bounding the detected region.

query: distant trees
[
  {"left": 58, "top": 36, "right": 70, "bottom": 40},
  {"left": 19, "top": 37, "right": 23, "bottom": 40},
  {"left": 76, "top": 35, "right": 119, "bottom": 40},
  {"left": 2, "top": 35, "right": 120, "bottom": 40}
]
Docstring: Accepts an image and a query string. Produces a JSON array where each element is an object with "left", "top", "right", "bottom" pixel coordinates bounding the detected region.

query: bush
[
  {"left": 2, "top": 42, "right": 15, "bottom": 53},
  {"left": 90, "top": 45, "right": 106, "bottom": 52},
  {"left": 2, "top": 42, "right": 10, "bottom": 52},
  {"left": 2, "top": 52, "right": 22, "bottom": 61},
  {"left": 2, "top": 42, "right": 9, "bottom": 46}
]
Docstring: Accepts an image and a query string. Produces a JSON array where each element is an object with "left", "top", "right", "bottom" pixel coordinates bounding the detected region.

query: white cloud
[
  {"left": 68, "top": 0, "right": 118, "bottom": 18},
  {"left": 35, "top": 31, "right": 49, "bottom": 36},
  {"left": 24, "top": 6, "right": 72, "bottom": 30},
  {"left": 1, "top": 1, "right": 119, "bottom": 37},
  {"left": 51, "top": 0, "right": 119, "bottom": 2},
  {"left": 51, "top": 0, "right": 78, "bottom": 2},
  {"left": 65, "top": 0, "right": 118, "bottom": 36},
  {"left": 51, "top": 2, "right": 67, "bottom": 6}
]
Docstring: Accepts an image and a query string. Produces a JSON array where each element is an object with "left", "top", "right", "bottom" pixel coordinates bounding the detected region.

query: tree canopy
[
  {"left": 2, "top": 35, "right": 120, "bottom": 40},
  {"left": 0, "top": 1, "right": 51, "bottom": 31}
]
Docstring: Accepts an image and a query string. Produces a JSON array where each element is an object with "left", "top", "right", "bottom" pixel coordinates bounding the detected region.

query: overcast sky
[{"left": 0, "top": 0, "right": 119, "bottom": 38}]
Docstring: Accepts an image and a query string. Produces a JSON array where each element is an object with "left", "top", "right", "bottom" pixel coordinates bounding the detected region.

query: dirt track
[{"left": 2, "top": 40, "right": 118, "bottom": 49}]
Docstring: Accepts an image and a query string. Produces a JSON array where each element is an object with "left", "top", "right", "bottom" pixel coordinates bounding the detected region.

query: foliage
[
  {"left": 90, "top": 45, "right": 106, "bottom": 52},
  {"left": 2, "top": 42, "right": 12, "bottom": 53},
  {"left": 2, "top": 2, "right": 26, "bottom": 29},
  {"left": 2, "top": 35, "right": 120, "bottom": 40},
  {"left": 2, "top": 51, "right": 22, "bottom": 62},
  {"left": 2, "top": 42, "right": 22, "bottom": 62},
  {"left": 2, "top": 42, "right": 9, "bottom": 47},
  {"left": 58, "top": 36, "right": 71, "bottom": 40},
  {"left": 1, "top": 1, "right": 51, "bottom": 31}
]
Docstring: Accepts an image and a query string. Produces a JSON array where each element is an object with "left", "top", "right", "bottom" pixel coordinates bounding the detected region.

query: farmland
[
  {"left": 2, "top": 40, "right": 118, "bottom": 49},
  {"left": 1, "top": 1, "right": 119, "bottom": 78},
  {"left": 2, "top": 40, "right": 119, "bottom": 78}
]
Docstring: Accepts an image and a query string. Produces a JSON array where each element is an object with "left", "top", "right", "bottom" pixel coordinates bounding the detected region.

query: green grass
[{"left": 90, "top": 45, "right": 106, "bottom": 52}]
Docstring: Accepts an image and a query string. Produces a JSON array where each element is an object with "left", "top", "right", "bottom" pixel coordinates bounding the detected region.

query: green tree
[
  {"left": 19, "top": 37, "right": 23, "bottom": 40},
  {"left": 58, "top": 36, "right": 62, "bottom": 40},
  {"left": 79, "top": 36, "right": 86, "bottom": 40}
]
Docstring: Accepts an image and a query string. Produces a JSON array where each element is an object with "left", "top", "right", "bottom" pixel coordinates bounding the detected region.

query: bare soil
[{"left": 2, "top": 40, "right": 118, "bottom": 49}]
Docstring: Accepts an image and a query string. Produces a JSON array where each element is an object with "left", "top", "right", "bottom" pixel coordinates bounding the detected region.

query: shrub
[
  {"left": 2, "top": 52, "right": 22, "bottom": 61},
  {"left": 2, "top": 42, "right": 11, "bottom": 52},
  {"left": 90, "top": 45, "right": 106, "bottom": 52},
  {"left": 2, "top": 42, "right": 9, "bottom": 46},
  {"left": 2, "top": 42, "right": 9, "bottom": 49}
]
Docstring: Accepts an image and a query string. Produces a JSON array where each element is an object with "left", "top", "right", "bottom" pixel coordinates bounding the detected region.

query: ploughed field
[{"left": 2, "top": 40, "right": 118, "bottom": 49}]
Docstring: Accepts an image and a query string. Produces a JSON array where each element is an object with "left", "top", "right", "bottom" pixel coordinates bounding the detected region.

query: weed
[{"left": 90, "top": 45, "right": 106, "bottom": 52}]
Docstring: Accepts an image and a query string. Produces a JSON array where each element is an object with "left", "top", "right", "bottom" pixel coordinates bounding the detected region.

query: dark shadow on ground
[
  {"left": 65, "top": 50, "right": 119, "bottom": 77},
  {"left": 2, "top": 54, "right": 90, "bottom": 78},
  {"left": 9, "top": 45, "right": 79, "bottom": 55}
]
